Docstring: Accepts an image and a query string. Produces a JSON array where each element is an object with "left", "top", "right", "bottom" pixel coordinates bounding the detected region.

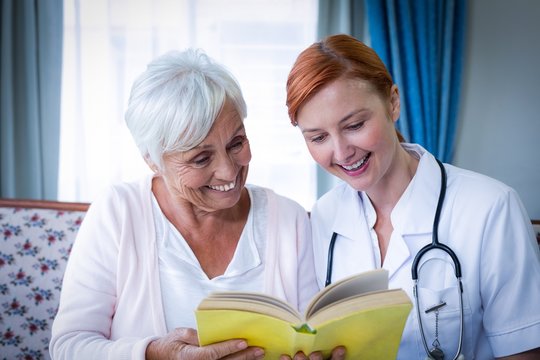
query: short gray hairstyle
[{"left": 125, "top": 49, "right": 247, "bottom": 169}]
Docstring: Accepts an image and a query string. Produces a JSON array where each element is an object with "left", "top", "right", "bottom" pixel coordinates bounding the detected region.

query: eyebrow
[
  {"left": 301, "top": 109, "right": 369, "bottom": 134},
  {"left": 189, "top": 124, "right": 246, "bottom": 151}
]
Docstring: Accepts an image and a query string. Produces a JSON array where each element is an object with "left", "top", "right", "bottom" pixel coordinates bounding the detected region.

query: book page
[
  {"left": 307, "top": 288, "right": 410, "bottom": 327},
  {"left": 305, "top": 269, "right": 389, "bottom": 318},
  {"left": 197, "top": 292, "right": 302, "bottom": 323}
]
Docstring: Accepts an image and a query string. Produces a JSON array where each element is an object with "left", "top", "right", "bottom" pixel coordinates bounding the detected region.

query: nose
[
  {"left": 214, "top": 152, "right": 238, "bottom": 181},
  {"left": 332, "top": 135, "right": 354, "bottom": 164}
]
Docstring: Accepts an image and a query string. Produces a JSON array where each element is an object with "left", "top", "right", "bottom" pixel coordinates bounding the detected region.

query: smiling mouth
[
  {"left": 207, "top": 181, "right": 236, "bottom": 192},
  {"left": 340, "top": 153, "right": 371, "bottom": 171}
]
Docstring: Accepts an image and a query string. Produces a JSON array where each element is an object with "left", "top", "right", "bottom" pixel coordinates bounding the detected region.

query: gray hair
[{"left": 125, "top": 49, "right": 247, "bottom": 169}]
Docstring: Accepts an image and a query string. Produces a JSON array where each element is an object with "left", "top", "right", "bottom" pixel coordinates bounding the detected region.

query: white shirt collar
[
  {"left": 331, "top": 143, "right": 443, "bottom": 238},
  {"left": 393, "top": 144, "right": 442, "bottom": 236}
]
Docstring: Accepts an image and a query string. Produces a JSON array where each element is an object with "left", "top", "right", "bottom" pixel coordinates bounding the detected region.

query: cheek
[
  {"left": 362, "top": 129, "right": 385, "bottom": 149},
  {"left": 305, "top": 141, "right": 330, "bottom": 166},
  {"left": 357, "top": 121, "right": 394, "bottom": 150},
  {"left": 236, "top": 146, "right": 252, "bottom": 166},
  {"left": 163, "top": 166, "right": 203, "bottom": 191},
  {"left": 177, "top": 175, "right": 203, "bottom": 190}
]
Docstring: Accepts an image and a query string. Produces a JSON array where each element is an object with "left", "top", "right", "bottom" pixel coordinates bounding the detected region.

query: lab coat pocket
[{"left": 414, "top": 285, "right": 473, "bottom": 359}]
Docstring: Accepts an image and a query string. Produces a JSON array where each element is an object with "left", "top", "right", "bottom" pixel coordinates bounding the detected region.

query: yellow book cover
[{"left": 196, "top": 269, "right": 412, "bottom": 359}]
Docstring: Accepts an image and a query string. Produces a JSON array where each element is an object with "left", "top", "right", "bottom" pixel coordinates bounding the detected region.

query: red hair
[{"left": 286, "top": 34, "right": 404, "bottom": 141}]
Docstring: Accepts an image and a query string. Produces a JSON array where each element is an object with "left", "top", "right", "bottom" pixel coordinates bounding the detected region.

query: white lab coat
[{"left": 310, "top": 144, "right": 540, "bottom": 359}]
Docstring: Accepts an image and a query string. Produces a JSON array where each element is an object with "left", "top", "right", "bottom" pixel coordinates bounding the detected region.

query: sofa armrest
[{"left": 0, "top": 198, "right": 89, "bottom": 360}]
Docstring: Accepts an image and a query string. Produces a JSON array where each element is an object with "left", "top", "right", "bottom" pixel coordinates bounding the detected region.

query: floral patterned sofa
[{"left": 0, "top": 198, "right": 89, "bottom": 360}]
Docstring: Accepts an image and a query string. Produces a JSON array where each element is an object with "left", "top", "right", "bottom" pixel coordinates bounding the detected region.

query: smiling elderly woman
[{"left": 49, "top": 49, "right": 320, "bottom": 360}]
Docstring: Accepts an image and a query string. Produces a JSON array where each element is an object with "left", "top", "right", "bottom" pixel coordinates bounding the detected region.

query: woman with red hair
[{"left": 286, "top": 34, "right": 540, "bottom": 359}]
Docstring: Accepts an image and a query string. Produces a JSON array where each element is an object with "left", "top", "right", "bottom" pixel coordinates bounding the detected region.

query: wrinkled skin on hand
[{"left": 145, "top": 328, "right": 265, "bottom": 360}]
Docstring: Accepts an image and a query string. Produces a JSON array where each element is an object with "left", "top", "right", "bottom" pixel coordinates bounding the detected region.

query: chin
[{"left": 213, "top": 188, "right": 245, "bottom": 209}]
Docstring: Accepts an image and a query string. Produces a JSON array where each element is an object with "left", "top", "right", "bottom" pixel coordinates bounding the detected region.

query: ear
[
  {"left": 144, "top": 154, "right": 160, "bottom": 174},
  {"left": 389, "top": 84, "right": 400, "bottom": 123}
]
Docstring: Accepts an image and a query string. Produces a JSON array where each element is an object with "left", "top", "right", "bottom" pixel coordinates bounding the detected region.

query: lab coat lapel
[
  {"left": 330, "top": 186, "right": 377, "bottom": 278},
  {"left": 397, "top": 152, "right": 441, "bottom": 236},
  {"left": 383, "top": 231, "right": 411, "bottom": 279},
  {"left": 385, "top": 152, "right": 442, "bottom": 279}
]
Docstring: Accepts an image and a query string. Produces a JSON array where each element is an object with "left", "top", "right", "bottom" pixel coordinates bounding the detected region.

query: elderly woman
[{"left": 50, "top": 49, "right": 320, "bottom": 360}]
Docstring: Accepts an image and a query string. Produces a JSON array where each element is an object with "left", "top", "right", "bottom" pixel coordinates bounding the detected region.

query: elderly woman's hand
[
  {"left": 146, "top": 327, "right": 265, "bottom": 360},
  {"left": 279, "top": 346, "right": 346, "bottom": 360}
]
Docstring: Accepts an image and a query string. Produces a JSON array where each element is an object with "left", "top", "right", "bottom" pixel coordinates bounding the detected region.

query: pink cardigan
[{"left": 50, "top": 175, "right": 317, "bottom": 360}]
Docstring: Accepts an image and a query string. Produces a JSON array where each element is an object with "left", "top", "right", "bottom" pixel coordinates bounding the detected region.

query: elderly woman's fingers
[
  {"left": 198, "top": 340, "right": 264, "bottom": 360},
  {"left": 146, "top": 327, "right": 264, "bottom": 360},
  {"left": 218, "top": 345, "right": 265, "bottom": 360}
]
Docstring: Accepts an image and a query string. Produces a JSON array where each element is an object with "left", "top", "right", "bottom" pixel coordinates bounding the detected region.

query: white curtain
[{"left": 59, "top": 0, "right": 318, "bottom": 210}]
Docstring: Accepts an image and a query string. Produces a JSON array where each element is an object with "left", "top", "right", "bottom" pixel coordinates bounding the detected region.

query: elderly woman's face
[{"left": 160, "top": 101, "right": 251, "bottom": 212}]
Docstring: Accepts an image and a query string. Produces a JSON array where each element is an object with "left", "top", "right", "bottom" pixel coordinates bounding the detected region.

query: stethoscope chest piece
[{"left": 427, "top": 347, "right": 444, "bottom": 360}]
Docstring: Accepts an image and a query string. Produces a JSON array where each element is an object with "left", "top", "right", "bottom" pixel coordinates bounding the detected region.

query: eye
[
  {"left": 346, "top": 121, "right": 365, "bottom": 131},
  {"left": 228, "top": 136, "right": 247, "bottom": 153},
  {"left": 192, "top": 153, "right": 212, "bottom": 167},
  {"left": 309, "top": 133, "right": 327, "bottom": 144}
]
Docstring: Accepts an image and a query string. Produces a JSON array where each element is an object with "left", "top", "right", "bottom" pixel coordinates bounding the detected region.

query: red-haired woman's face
[{"left": 296, "top": 77, "right": 401, "bottom": 193}]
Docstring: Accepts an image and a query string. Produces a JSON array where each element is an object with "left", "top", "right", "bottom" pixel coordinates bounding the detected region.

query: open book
[{"left": 195, "top": 269, "right": 412, "bottom": 359}]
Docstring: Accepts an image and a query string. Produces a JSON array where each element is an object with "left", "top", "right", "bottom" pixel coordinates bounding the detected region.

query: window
[{"left": 59, "top": 0, "right": 318, "bottom": 210}]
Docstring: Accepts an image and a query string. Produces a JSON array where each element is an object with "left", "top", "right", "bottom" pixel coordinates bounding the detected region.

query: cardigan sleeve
[
  {"left": 263, "top": 188, "right": 319, "bottom": 313},
  {"left": 49, "top": 181, "right": 158, "bottom": 360}
]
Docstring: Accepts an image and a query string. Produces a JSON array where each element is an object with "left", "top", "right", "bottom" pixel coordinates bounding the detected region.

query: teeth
[
  {"left": 208, "top": 181, "right": 235, "bottom": 192},
  {"left": 342, "top": 154, "right": 370, "bottom": 171}
]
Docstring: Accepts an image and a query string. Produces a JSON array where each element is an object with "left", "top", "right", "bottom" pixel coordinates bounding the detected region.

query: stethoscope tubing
[
  {"left": 411, "top": 159, "right": 462, "bottom": 280},
  {"left": 325, "top": 232, "right": 338, "bottom": 287}
]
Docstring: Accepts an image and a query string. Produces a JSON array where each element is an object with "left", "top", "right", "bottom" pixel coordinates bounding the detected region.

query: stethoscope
[{"left": 325, "top": 159, "right": 464, "bottom": 360}]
